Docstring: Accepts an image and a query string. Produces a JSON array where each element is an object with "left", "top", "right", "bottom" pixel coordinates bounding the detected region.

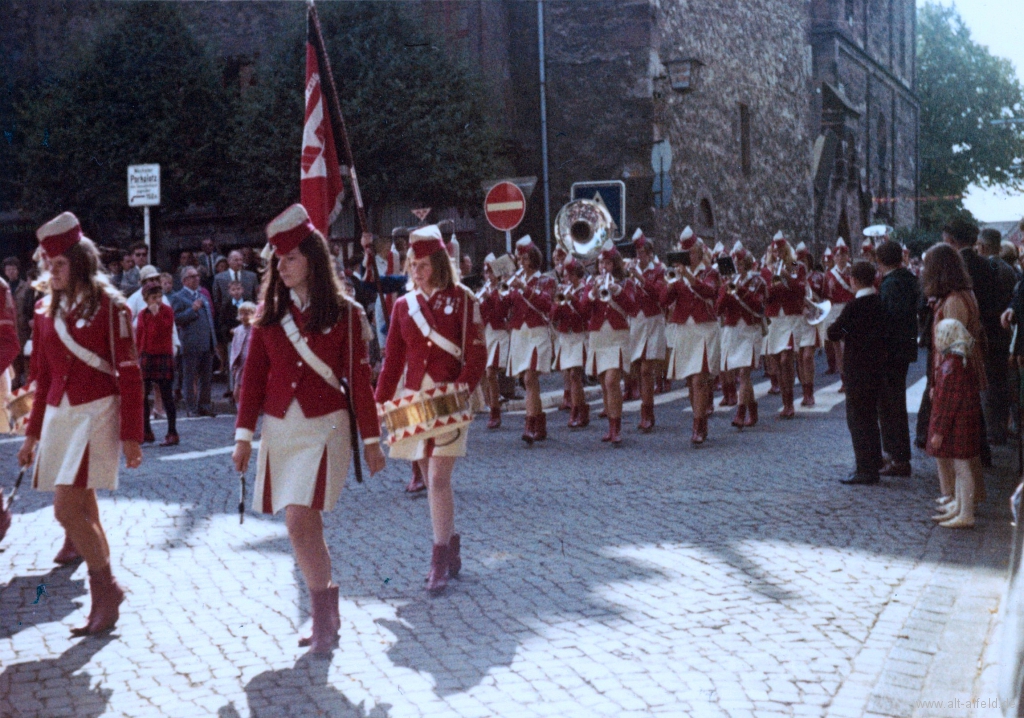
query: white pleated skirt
[
  {"left": 553, "top": 331, "right": 587, "bottom": 371},
  {"left": 721, "top": 322, "right": 764, "bottom": 371},
  {"left": 255, "top": 400, "right": 351, "bottom": 514},
  {"left": 763, "top": 313, "right": 802, "bottom": 355},
  {"left": 34, "top": 394, "right": 120, "bottom": 492},
  {"left": 484, "top": 326, "right": 510, "bottom": 370},
  {"left": 629, "top": 314, "right": 668, "bottom": 363},
  {"left": 509, "top": 325, "right": 553, "bottom": 376},
  {"left": 586, "top": 324, "right": 630, "bottom": 376},
  {"left": 665, "top": 319, "right": 720, "bottom": 380}
]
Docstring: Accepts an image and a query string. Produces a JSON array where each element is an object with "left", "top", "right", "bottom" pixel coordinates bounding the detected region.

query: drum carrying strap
[
  {"left": 53, "top": 315, "right": 114, "bottom": 376},
  {"left": 281, "top": 311, "right": 363, "bottom": 483},
  {"left": 407, "top": 294, "right": 463, "bottom": 359}
]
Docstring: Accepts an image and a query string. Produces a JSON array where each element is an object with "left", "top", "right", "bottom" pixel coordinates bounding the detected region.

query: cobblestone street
[{"left": 0, "top": 359, "right": 1016, "bottom": 717}]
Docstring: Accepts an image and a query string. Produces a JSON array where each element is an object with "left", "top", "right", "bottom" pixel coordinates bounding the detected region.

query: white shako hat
[
  {"left": 679, "top": 226, "right": 697, "bottom": 251},
  {"left": 36, "top": 211, "right": 83, "bottom": 257},
  {"left": 515, "top": 235, "right": 538, "bottom": 255},
  {"left": 265, "top": 203, "right": 316, "bottom": 258},
  {"left": 408, "top": 225, "right": 446, "bottom": 260}
]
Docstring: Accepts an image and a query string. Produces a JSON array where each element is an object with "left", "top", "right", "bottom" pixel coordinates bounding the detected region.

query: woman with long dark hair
[
  {"left": 17, "top": 212, "right": 144, "bottom": 635},
  {"left": 232, "top": 204, "right": 385, "bottom": 654},
  {"left": 375, "top": 225, "right": 487, "bottom": 592}
]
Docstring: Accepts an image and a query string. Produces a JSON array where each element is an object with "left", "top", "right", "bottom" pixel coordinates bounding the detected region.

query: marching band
[{"left": 9, "top": 203, "right": 895, "bottom": 646}]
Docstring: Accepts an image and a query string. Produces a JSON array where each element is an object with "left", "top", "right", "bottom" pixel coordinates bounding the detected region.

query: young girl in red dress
[{"left": 136, "top": 283, "right": 178, "bottom": 446}]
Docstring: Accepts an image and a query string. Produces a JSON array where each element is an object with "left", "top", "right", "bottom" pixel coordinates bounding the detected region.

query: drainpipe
[{"left": 538, "top": 0, "right": 552, "bottom": 261}]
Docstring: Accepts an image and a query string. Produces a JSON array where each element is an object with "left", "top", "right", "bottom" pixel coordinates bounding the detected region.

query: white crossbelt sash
[
  {"left": 829, "top": 266, "right": 853, "bottom": 294},
  {"left": 407, "top": 294, "right": 463, "bottom": 359},
  {"left": 53, "top": 315, "right": 114, "bottom": 376},
  {"left": 280, "top": 312, "right": 341, "bottom": 391}
]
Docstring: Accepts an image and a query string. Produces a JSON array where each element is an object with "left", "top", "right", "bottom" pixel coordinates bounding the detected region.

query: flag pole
[{"left": 307, "top": 0, "right": 368, "bottom": 237}]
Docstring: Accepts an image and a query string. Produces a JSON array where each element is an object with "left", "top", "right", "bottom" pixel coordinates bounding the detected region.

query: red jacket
[
  {"left": 375, "top": 286, "right": 487, "bottom": 402},
  {"left": 629, "top": 263, "right": 667, "bottom": 318},
  {"left": 824, "top": 266, "right": 856, "bottom": 304},
  {"left": 762, "top": 263, "right": 807, "bottom": 317},
  {"left": 235, "top": 300, "right": 380, "bottom": 443},
  {"left": 550, "top": 282, "right": 589, "bottom": 334},
  {"left": 27, "top": 293, "right": 144, "bottom": 443},
  {"left": 479, "top": 286, "right": 512, "bottom": 331},
  {"left": 716, "top": 272, "right": 767, "bottom": 326},
  {"left": 0, "top": 279, "right": 18, "bottom": 374},
  {"left": 582, "top": 277, "right": 636, "bottom": 331},
  {"left": 508, "top": 272, "right": 556, "bottom": 329},
  {"left": 661, "top": 265, "right": 720, "bottom": 324},
  {"left": 927, "top": 353, "right": 982, "bottom": 459},
  {"left": 135, "top": 303, "right": 175, "bottom": 356},
  {"left": 807, "top": 270, "right": 825, "bottom": 301}
]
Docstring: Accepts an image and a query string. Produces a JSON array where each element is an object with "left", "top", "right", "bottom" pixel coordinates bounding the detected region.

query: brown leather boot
[
  {"left": 71, "top": 565, "right": 125, "bottom": 636},
  {"left": 601, "top": 417, "right": 614, "bottom": 442},
  {"left": 534, "top": 412, "right": 548, "bottom": 441},
  {"left": 609, "top": 417, "right": 622, "bottom": 445},
  {"left": 691, "top": 416, "right": 705, "bottom": 444},
  {"left": 744, "top": 401, "right": 759, "bottom": 427},
  {"left": 779, "top": 385, "right": 796, "bottom": 419},
  {"left": 54, "top": 533, "right": 82, "bottom": 564},
  {"left": 638, "top": 403, "right": 654, "bottom": 433},
  {"left": 801, "top": 383, "right": 815, "bottom": 407},
  {"left": 578, "top": 403, "right": 590, "bottom": 427},
  {"left": 731, "top": 403, "right": 747, "bottom": 428},
  {"left": 299, "top": 585, "right": 340, "bottom": 653},
  {"left": 487, "top": 406, "right": 502, "bottom": 429},
  {"left": 568, "top": 405, "right": 580, "bottom": 428},
  {"left": 448, "top": 534, "right": 461, "bottom": 577},
  {"left": 426, "top": 543, "right": 450, "bottom": 593},
  {"left": 769, "top": 375, "right": 781, "bottom": 395},
  {"left": 521, "top": 415, "right": 535, "bottom": 445}
]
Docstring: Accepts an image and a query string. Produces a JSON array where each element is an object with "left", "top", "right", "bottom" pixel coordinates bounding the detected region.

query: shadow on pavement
[
  {"left": 216, "top": 654, "right": 391, "bottom": 718},
  {"left": 0, "top": 563, "right": 87, "bottom": 639},
  {"left": 0, "top": 634, "right": 115, "bottom": 717}
]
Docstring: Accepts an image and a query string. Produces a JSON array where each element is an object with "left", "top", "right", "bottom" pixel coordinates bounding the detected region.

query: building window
[{"left": 739, "top": 103, "right": 752, "bottom": 177}]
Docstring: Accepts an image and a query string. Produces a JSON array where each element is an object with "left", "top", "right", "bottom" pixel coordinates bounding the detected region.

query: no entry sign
[{"left": 484, "top": 181, "right": 526, "bottom": 232}]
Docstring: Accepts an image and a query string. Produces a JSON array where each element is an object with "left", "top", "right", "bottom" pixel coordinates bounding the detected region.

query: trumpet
[
  {"left": 771, "top": 259, "right": 789, "bottom": 285},
  {"left": 597, "top": 274, "right": 619, "bottom": 302},
  {"left": 499, "top": 268, "right": 524, "bottom": 295},
  {"left": 554, "top": 284, "right": 572, "bottom": 305},
  {"left": 666, "top": 268, "right": 681, "bottom": 284}
]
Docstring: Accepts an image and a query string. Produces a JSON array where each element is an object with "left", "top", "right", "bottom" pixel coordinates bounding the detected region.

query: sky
[{"left": 919, "top": 0, "right": 1024, "bottom": 222}]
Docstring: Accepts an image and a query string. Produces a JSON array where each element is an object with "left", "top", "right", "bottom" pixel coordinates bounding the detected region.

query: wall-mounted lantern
[{"left": 665, "top": 58, "right": 703, "bottom": 92}]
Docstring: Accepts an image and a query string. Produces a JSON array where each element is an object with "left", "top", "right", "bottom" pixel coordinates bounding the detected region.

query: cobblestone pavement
[{"left": 0, "top": 357, "right": 1016, "bottom": 717}]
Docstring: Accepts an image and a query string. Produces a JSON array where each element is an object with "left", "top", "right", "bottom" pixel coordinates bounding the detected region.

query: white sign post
[{"left": 128, "top": 164, "right": 160, "bottom": 262}]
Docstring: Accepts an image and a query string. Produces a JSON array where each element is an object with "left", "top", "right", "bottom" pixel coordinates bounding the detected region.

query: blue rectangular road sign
[{"left": 571, "top": 181, "right": 625, "bottom": 241}]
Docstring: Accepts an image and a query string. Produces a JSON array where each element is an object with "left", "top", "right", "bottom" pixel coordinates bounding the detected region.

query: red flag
[{"left": 301, "top": 16, "right": 344, "bottom": 236}]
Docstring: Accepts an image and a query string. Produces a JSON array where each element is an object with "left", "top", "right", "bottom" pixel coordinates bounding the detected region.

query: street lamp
[{"left": 665, "top": 58, "right": 704, "bottom": 93}]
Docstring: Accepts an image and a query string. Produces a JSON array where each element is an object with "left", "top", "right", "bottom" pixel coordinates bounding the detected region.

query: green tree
[
  {"left": 230, "top": 3, "right": 500, "bottom": 228},
  {"left": 917, "top": 3, "right": 1024, "bottom": 229},
  {"left": 16, "top": 4, "right": 231, "bottom": 230}
]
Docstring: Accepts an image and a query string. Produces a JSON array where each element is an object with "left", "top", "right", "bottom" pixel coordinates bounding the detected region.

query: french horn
[{"left": 554, "top": 199, "right": 615, "bottom": 262}]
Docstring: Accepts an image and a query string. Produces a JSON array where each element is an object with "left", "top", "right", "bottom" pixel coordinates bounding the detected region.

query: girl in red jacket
[
  {"left": 232, "top": 204, "right": 385, "bottom": 653},
  {"left": 136, "top": 283, "right": 178, "bottom": 446},
  {"left": 18, "top": 211, "right": 144, "bottom": 636},
  {"left": 928, "top": 318, "right": 982, "bottom": 529}
]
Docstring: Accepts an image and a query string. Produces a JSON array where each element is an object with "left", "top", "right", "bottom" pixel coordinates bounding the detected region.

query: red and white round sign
[{"left": 484, "top": 182, "right": 526, "bottom": 232}]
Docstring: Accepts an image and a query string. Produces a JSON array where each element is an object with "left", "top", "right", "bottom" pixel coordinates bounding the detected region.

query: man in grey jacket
[{"left": 171, "top": 267, "right": 217, "bottom": 417}]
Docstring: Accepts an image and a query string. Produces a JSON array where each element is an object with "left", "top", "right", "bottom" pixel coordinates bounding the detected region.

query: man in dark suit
[
  {"left": 978, "top": 227, "right": 1015, "bottom": 444},
  {"left": 171, "top": 267, "right": 217, "bottom": 417},
  {"left": 212, "top": 250, "right": 259, "bottom": 377},
  {"left": 827, "top": 261, "right": 888, "bottom": 485},
  {"left": 195, "top": 237, "right": 225, "bottom": 291},
  {"left": 876, "top": 241, "right": 920, "bottom": 476},
  {"left": 943, "top": 218, "right": 996, "bottom": 464}
]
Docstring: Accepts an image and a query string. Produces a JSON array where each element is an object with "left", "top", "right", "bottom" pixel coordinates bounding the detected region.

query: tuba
[{"left": 554, "top": 199, "right": 615, "bottom": 262}]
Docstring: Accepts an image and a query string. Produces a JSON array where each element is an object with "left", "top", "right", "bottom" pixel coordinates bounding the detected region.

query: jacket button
[{"left": 291, "top": 382, "right": 297, "bottom": 388}]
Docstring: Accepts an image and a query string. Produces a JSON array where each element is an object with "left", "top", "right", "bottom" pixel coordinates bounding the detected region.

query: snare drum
[{"left": 380, "top": 382, "right": 473, "bottom": 448}]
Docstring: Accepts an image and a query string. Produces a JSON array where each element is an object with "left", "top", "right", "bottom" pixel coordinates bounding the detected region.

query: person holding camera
[{"left": 661, "top": 227, "right": 722, "bottom": 444}]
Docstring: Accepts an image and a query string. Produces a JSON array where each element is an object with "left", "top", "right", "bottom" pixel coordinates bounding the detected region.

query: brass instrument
[
  {"left": 499, "top": 268, "right": 525, "bottom": 295},
  {"left": 554, "top": 285, "right": 572, "bottom": 305},
  {"left": 666, "top": 268, "right": 681, "bottom": 284},
  {"left": 804, "top": 297, "right": 833, "bottom": 326},
  {"left": 553, "top": 199, "right": 615, "bottom": 261},
  {"left": 597, "top": 274, "right": 618, "bottom": 302}
]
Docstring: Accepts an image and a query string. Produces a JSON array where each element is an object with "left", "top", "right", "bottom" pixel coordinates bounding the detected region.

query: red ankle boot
[
  {"left": 448, "top": 534, "right": 461, "bottom": 577},
  {"left": 769, "top": 375, "right": 781, "bottom": 395},
  {"left": 426, "top": 543, "right": 450, "bottom": 593},
  {"left": 609, "top": 417, "right": 622, "bottom": 444},
  {"left": 487, "top": 407, "right": 501, "bottom": 429},
  {"left": 578, "top": 403, "right": 590, "bottom": 427},
  {"left": 568, "top": 405, "right": 580, "bottom": 428},
  {"left": 801, "top": 384, "right": 815, "bottom": 407},
  {"left": 779, "top": 386, "right": 796, "bottom": 419},
  {"left": 71, "top": 565, "right": 125, "bottom": 636},
  {"left": 534, "top": 412, "right": 548, "bottom": 441},
  {"left": 559, "top": 390, "right": 570, "bottom": 411},
  {"left": 744, "top": 401, "right": 759, "bottom": 427},
  {"left": 54, "top": 533, "right": 82, "bottom": 564},
  {"left": 691, "top": 417, "right": 705, "bottom": 444},
  {"left": 638, "top": 403, "right": 655, "bottom": 433},
  {"left": 522, "top": 415, "right": 536, "bottom": 445},
  {"left": 405, "top": 463, "right": 426, "bottom": 493},
  {"left": 732, "top": 403, "right": 747, "bottom": 428},
  {"left": 299, "top": 585, "right": 340, "bottom": 654}
]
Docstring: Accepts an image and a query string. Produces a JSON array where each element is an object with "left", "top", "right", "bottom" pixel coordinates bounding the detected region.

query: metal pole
[
  {"left": 143, "top": 206, "right": 151, "bottom": 263},
  {"left": 505, "top": 230, "right": 512, "bottom": 255},
  {"left": 537, "top": 0, "right": 552, "bottom": 262}
]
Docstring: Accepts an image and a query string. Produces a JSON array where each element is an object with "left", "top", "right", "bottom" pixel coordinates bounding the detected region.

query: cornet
[
  {"left": 597, "top": 274, "right": 618, "bottom": 302},
  {"left": 554, "top": 284, "right": 572, "bottom": 305},
  {"left": 499, "top": 268, "right": 525, "bottom": 295}
]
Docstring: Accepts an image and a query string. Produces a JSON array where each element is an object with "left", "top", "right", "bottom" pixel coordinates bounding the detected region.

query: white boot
[
  {"left": 940, "top": 463, "right": 975, "bottom": 529},
  {"left": 931, "top": 501, "right": 958, "bottom": 521}
]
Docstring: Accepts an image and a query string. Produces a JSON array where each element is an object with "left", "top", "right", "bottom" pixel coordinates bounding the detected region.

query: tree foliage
[
  {"left": 229, "top": 3, "right": 500, "bottom": 227},
  {"left": 917, "top": 3, "right": 1024, "bottom": 228},
  {"left": 16, "top": 4, "right": 231, "bottom": 229}
]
